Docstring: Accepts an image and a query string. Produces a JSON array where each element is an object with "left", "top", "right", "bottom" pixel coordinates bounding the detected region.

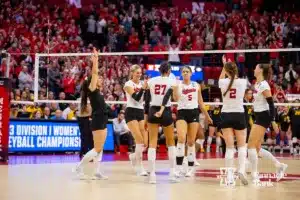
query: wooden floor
[{"left": 1, "top": 155, "right": 300, "bottom": 200}]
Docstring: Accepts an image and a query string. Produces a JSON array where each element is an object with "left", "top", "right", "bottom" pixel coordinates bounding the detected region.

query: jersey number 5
[
  {"left": 154, "top": 84, "right": 167, "bottom": 95},
  {"left": 229, "top": 88, "right": 236, "bottom": 98},
  {"left": 188, "top": 94, "right": 192, "bottom": 101}
]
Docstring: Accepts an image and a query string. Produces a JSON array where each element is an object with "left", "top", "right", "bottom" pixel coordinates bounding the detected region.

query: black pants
[
  {"left": 114, "top": 132, "right": 134, "bottom": 152},
  {"left": 78, "top": 117, "right": 94, "bottom": 156}
]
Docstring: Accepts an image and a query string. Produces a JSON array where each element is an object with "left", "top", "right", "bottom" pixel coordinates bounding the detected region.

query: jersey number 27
[{"left": 154, "top": 84, "right": 167, "bottom": 95}]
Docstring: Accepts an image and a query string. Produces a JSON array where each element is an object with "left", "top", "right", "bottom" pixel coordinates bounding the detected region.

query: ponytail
[
  {"left": 223, "top": 74, "right": 235, "bottom": 97},
  {"left": 80, "top": 77, "right": 90, "bottom": 114}
]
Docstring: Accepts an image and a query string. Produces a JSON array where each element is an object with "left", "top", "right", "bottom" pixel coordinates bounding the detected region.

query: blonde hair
[{"left": 129, "top": 64, "right": 141, "bottom": 79}]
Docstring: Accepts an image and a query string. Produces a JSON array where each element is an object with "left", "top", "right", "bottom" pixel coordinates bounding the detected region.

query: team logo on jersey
[{"left": 182, "top": 88, "right": 196, "bottom": 95}]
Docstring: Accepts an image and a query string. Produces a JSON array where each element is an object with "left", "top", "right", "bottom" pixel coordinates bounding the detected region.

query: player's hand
[
  {"left": 207, "top": 116, "right": 213, "bottom": 125},
  {"left": 91, "top": 47, "right": 99, "bottom": 63},
  {"left": 142, "top": 79, "right": 148, "bottom": 89},
  {"left": 154, "top": 111, "right": 163, "bottom": 118},
  {"left": 222, "top": 55, "right": 227, "bottom": 65},
  {"left": 271, "top": 121, "right": 279, "bottom": 134}
]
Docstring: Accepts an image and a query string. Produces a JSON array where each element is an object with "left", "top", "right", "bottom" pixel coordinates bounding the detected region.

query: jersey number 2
[
  {"left": 229, "top": 89, "right": 236, "bottom": 98},
  {"left": 154, "top": 84, "right": 167, "bottom": 95}
]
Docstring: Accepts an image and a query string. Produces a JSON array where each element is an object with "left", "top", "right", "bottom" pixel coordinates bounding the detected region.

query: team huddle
[{"left": 74, "top": 48, "right": 290, "bottom": 185}]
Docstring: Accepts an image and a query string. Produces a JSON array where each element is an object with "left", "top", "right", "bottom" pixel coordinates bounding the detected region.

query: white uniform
[
  {"left": 124, "top": 80, "right": 144, "bottom": 109},
  {"left": 148, "top": 76, "right": 177, "bottom": 107},
  {"left": 219, "top": 78, "right": 247, "bottom": 113},
  {"left": 253, "top": 80, "right": 270, "bottom": 112},
  {"left": 177, "top": 81, "right": 199, "bottom": 110}
]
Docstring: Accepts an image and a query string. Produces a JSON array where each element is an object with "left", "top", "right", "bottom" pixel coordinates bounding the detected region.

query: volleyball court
[{"left": 4, "top": 48, "right": 300, "bottom": 200}]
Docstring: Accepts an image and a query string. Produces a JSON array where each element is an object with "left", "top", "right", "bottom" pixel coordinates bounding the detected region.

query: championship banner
[
  {"left": 0, "top": 78, "right": 11, "bottom": 162},
  {"left": 8, "top": 120, "right": 115, "bottom": 152}
]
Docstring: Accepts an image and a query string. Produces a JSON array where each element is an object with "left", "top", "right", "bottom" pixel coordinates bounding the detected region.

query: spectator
[
  {"left": 18, "top": 66, "right": 33, "bottom": 91},
  {"left": 62, "top": 103, "right": 77, "bottom": 120},
  {"left": 48, "top": 62, "right": 61, "bottom": 98},
  {"left": 149, "top": 25, "right": 162, "bottom": 45},
  {"left": 51, "top": 110, "right": 64, "bottom": 120},
  {"left": 62, "top": 69, "right": 76, "bottom": 100},
  {"left": 112, "top": 111, "right": 134, "bottom": 153},
  {"left": 285, "top": 64, "right": 298, "bottom": 86},
  {"left": 43, "top": 107, "right": 51, "bottom": 119},
  {"left": 86, "top": 15, "right": 96, "bottom": 45}
]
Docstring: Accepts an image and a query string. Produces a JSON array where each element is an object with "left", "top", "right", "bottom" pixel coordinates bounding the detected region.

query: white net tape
[{"left": 11, "top": 100, "right": 300, "bottom": 107}]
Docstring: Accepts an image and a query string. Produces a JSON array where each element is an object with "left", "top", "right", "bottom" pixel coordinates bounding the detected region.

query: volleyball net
[{"left": 8, "top": 48, "right": 300, "bottom": 107}]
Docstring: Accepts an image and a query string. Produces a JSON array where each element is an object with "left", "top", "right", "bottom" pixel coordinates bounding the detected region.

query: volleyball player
[
  {"left": 278, "top": 107, "right": 290, "bottom": 154},
  {"left": 77, "top": 100, "right": 93, "bottom": 158},
  {"left": 288, "top": 99, "right": 300, "bottom": 155},
  {"left": 123, "top": 64, "right": 148, "bottom": 176},
  {"left": 73, "top": 48, "right": 108, "bottom": 180},
  {"left": 244, "top": 89, "right": 254, "bottom": 143},
  {"left": 144, "top": 62, "right": 178, "bottom": 184},
  {"left": 207, "top": 98, "right": 222, "bottom": 153},
  {"left": 172, "top": 66, "right": 212, "bottom": 177},
  {"left": 247, "top": 64, "right": 287, "bottom": 183},
  {"left": 219, "top": 57, "right": 248, "bottom": 185}
]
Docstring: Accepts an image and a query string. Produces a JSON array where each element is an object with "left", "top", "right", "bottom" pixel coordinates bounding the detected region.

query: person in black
[
  {"left": 288, "top": 99, "right": 300, "bottom": 155},
  {"left": 278, "top": 107, "right": 290, "bottom": 154},
  {"left": 74, "top": 48, "right": 108, "bottom": 180},
  {"left": 207, "top": 98, "right": 222, "bottom": 153},
  {"left": 77, "top": 100, "right": 93, "bottom": 158},
  {"left": 243, "top": 89, "right": 254, "bottom": 143}
]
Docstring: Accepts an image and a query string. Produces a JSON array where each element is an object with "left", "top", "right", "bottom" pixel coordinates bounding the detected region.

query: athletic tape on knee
[{"left": 187, "top": 145, "right": 195, "bottom": 162}]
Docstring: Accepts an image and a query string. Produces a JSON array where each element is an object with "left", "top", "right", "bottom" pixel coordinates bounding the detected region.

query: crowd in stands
[{"left": 0, "top": 0, "right": 300, "bottom": 123}]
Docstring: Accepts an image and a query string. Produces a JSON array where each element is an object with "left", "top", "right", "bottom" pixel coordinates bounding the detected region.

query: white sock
[
  {"left": 79, "top": 149, "right": 98, "bottom": 167},
  {"left": 187, "top": 145, "right": 195, "bottom": 167},
  {"left": 216, "top": 137, "right": 221, "bottom": 147},
  {"left": 259, "top": 148, "right": 280, "bottom": 167},
  {"left": 168, "top": 146, "right": 176, "bottom": 171},
  {"left": 207, "top": 136, "right": 212, "bottom": 147},
  {"left": 196, "top": 139, "right": 204, "bottom": 148},
  {"left": 289, "top": 140, "right": 293, "bottom": 153},
  {"left": 238, "top": 146, "right": 247, "bottom": 174},
  {"left": 280, "top": 140, "right": 284, "bottom": 147},
  {"left": 135, "top": 144, "right": 144, "bottom": 167},
  {"left": 225, "top": 148, "right": 235, "bottom": 168},
  {"left": 248, "top": 148, "right": 258, "bottom": 174},
  {"left": 148, "top": 148, "right": 156, "bottom": 174},
  {"left": 94, "top": 151, "right": 103, "bottom": 174},
  {"left": 176, "top": 143, "right": 185, "bottom": 157}
]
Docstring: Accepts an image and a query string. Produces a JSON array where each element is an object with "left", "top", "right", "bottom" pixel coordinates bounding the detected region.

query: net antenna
[{"left": 34, "top": 48, "right": 300, "bottom": 106}]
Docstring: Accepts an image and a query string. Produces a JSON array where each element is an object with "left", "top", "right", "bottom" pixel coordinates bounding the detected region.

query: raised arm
[
  {"left": 219, "top": 55, "right": 227, "bottom": 80},
  {"left": 88, "top": 48, "right": 99, "bottom": 92}
]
